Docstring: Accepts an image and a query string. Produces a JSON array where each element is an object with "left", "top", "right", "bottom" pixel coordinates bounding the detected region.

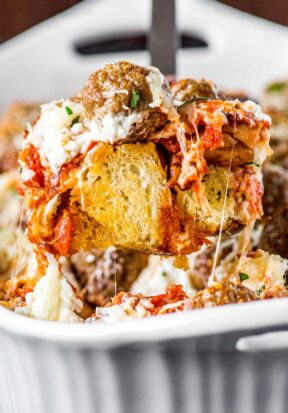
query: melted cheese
[
  {"left": 238, "top": 251, "right": 288, "bottom": 293},
  {"left": 92, "top": 296, "right": 152, "bottom": 324},
  {"left": 15, "top": 254, "right": 83, "bottom": 322},
  {"left": 131, "top": 256, "right": 195, "bottom": 297},
  {"left": 145, "top": 66, "right": 167, "bottom": 108},
  {"left": 86, "top": 112, "right": 142, "bottom": 144},
  {"left": 20, "top": 164, "right": 35, "bottom": 181},
  {"left": 145, "top": 66, "right": 177, "bottom": 120},
  {"left": 24, "top": 100, "right": 89, "bottom": 174},
  {"left": 24, "top": 99, "right": 145, "bottom": 173},
  {"left": 241, "top": 100, "right": 271, "bottom": 123}
]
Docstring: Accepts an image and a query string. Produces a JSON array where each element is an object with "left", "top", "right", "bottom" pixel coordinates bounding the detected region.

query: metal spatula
[{"left": 149, "top": 0, "right": 177, "bottom": 78}]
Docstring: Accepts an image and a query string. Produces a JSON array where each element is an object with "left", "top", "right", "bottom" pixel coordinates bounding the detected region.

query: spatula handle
[{"left": 149, "top": 0, "right": 177, "bottom": 78}]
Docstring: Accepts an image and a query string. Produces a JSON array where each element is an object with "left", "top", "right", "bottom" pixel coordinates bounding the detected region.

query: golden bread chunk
[{"left": 70, "top": 142, "right": 174, "bottom": 253}]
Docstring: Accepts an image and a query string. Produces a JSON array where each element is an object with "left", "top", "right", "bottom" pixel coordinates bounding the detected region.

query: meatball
[
  {"left": 171, "top": 78, "right": 225, "bottom": 106},
  {"left": 81, "top": 61, "right": 175, "bottom": 143},
  {"left": 190, "top": 281, "right": 257, "bottom": 309},
  {"left": 70, "top": 247, "right": 148, "bottom": 306},
  {"left": 189, "top": 243, "right": 234, "bottom": 290},
  {"left": 258, "top": 165, "right": 288, "bottom": 258},
  {"left": 189, "top": 247, "right": 215, "bottom": 290}
]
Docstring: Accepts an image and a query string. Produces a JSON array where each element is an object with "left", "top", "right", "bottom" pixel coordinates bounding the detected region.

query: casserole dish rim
[{"left": 1, "top": 298, "right": 288, "bottom": 347}]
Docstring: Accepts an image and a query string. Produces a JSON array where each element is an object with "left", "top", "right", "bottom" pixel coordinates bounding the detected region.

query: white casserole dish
[
  {"left": 1, "top": 0, "right": 288, "bottom": 412},
  {"left": 2, "top": 300, "right": 288, "bottom": 413}
]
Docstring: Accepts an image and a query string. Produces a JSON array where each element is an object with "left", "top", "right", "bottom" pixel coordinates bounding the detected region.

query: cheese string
[
  {"left": 114, "top": 145, "right": 122, "bottom": 296},
  {"left": 11, "top": 200, "right": 26, "bottom": 279},
  {"left": 208, "top": 145, "right": 234, "bottom": 286}
]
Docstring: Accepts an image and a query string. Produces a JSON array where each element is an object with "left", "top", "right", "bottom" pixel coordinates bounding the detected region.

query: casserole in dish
[{"left": 2, "top": 0, "right": 288, "bottom": 412}]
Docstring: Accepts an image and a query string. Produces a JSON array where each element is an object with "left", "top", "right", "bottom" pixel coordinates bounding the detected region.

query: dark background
[{"left": 0, "top": 0, "right": 287, "bottom": 43}]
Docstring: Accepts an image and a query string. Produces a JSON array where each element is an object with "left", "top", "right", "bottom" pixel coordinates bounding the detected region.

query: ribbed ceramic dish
[
  {"left": 2, "top": 301, "right": 288, "bottom": 413},
  {"left": 2, "top": 0, "right": 288, "bottom": 412}
]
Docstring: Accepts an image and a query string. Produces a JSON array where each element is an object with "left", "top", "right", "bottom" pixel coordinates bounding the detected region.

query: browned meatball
[
  {"left": 189, "top": 243, "right": 234, "bottom": 290},
  {"left": 70, "top": 248, "right": 148, "bottom": 306},
  {"left": 189, "top": 247, "right": 215, "bottom": 290},
  {"left": 81, "top": 61, "right": 175, "bottom": 143},
  {"left": 171, "top": 78, "right": 225, "bottom": 105},
  {"left": 258, "top": 165, "right": 288, "bottom": 258},
  {"left": 191, "top": 282, "right": 257, "bottom": 309},
  {"left": 0, "top": 102, "right": 39, "bottom": 172}
]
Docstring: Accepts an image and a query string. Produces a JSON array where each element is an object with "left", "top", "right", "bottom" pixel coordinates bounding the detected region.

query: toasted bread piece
[
  {"left": 70, "top": 142, "right": 174, "bottom": 253},
  {"left": 176, "top": 166, "right": 237, "bottom": 234},
  {"left": 67, "top": 144, "right": 261, "bottom": 253}
]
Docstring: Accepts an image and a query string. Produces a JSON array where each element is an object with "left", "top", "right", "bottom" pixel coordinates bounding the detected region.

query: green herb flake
[
  {"left": 179, "top": 96, "right": 210, "bottom": 110},
  {"left": 267, "top": 82, "right": 286, "bottom": 93},
  {"left": 242, "top": 194, "right": 246, "bottom": 202},
  {"left": 227, "top": 188, "right": 232, "bottom": 197},
  {"left": 244, "top": 162, "right": 260, "bottom": 167},
  {"left": 256, "top": 285, "right": 265, "bottom": 296},
  {"left": 65, "top": 106, "right": 73, "bottom": 116},
  {"left": 130, "top": 90, "right": 141, "bottom": 109},
  {"left": 217, "top": 190, "right": 222, "bottom": 202},
  {"left": 162, "top": 271, "right": 167, "bottom": 277},
  {"left": 189, "top": 96, "right": 210, "bottom": 102},
  {"left": 239, "top": 272, "right": 249, "bottom": 282},
  {"left": 71, "top": 115, "right": 80, "bottom": 126}
]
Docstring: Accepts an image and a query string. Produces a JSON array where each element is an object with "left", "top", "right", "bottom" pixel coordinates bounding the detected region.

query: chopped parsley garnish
[
  {"left": 256, "top": 285, "right": 265, "bottom": 296},
  {"left": 130, "top": 90, "right": 141, "bottom": 109},
  {"left": 267, "top": 82, "right": 285, "bottom": 93},
  {"left": 239, "top": 272, "right": 249, "bottom": 282},
  {"left": 162, "top": 271, "right": 167, "bottom": 277},
  {"left": 65, "top": 106, "right": 73, "bottom": 116},
  {"left": 71, "top": 115, "right": 80, "bottom": 126},
  {"left": 242, "top": 194, "right": 246, "bottom": 202},
  {"left": 179, "top": 96, "right": 210, "bottom": 109},
  {"left": 217, "top": 190, "right": 221, "bottom": 202}
]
